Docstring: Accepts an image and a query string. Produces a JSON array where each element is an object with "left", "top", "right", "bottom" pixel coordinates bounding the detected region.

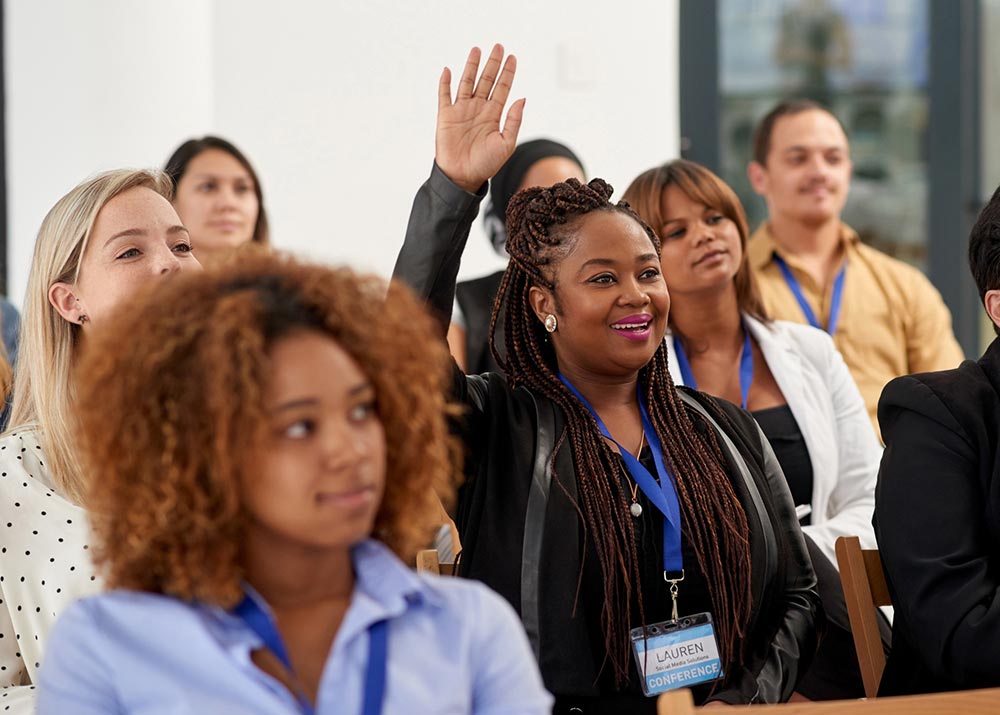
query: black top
[
  {"left": 394, "top": 165, "right": 820, "bottom": 707},
  {"left": 455, "top": 270, "right": 506, "bottom": 375},
  {"left": 578, "top": 449, "right": 715, "bottom": 711},
  {"left": 752, "top": 405, "right": 814, "bottom": 524},
  {"left": 875, "top": 338, "right": 1000, "bottom": 696}
]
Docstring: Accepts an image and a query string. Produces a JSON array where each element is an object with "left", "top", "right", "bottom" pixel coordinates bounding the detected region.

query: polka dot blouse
[{"left": 0, "top": 429, "right": 101, "bottom": 712}]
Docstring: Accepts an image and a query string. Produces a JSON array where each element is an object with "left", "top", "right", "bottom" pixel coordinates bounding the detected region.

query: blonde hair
[{"left": 8, "top": 169, "right": 174, "bottom": 503}]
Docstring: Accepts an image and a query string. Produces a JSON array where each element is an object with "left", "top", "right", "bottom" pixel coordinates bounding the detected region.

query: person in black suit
[{"left": 873, "top": 185, "right": 1000, "bottom": 696}]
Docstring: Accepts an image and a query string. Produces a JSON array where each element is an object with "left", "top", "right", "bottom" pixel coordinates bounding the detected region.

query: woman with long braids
[
  {"left": 623, "top": 160, "right": 885, "bottom": 701},
  {"left": 396, "top": 45, "right": 819, "bottom": 712}
]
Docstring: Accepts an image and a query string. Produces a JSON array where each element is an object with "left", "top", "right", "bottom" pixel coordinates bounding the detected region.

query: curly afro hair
[{"left": 74, "top": 248, "right": 460, "bottom": 607}]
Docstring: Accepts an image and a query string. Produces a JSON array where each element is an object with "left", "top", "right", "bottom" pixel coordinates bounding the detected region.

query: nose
[
  {"left": 213, "top": 185, "right": 239, "bottom": 210},
  {"left": 806, "top": 153, "right": 830, "bottom": 178},
  {"left": 152, "top": 245, "right": 182, "bottom": 276},
  {"left": 619, "top": 275, "right": 651, "bottom": 307},
  {"left": 693, "top": 220, "right": 717, "bottom": 247},
  {"left": 321, "top": 422, "right": 371, "bottom": 472}
]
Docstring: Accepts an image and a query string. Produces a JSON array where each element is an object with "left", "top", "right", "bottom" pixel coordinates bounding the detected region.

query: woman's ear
[
  {"left": 528, "top": 285, "right": 556, "bottom": 326},
  {"left": 49, "top": 282, "right": 86, "bottom": 325}
]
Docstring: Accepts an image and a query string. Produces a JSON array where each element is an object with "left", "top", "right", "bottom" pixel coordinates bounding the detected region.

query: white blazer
[{"left": 667, "top": 315, "right": 881, "bottom": 568}]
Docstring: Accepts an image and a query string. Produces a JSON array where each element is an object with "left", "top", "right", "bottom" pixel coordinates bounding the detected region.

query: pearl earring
[{"left": 544, "top": 314, "right": 558, "bottom": 333}]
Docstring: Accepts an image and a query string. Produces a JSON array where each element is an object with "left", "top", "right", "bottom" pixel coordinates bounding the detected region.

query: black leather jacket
[{"left": 394, "top": 166, "right": 820, "bottom": 709}]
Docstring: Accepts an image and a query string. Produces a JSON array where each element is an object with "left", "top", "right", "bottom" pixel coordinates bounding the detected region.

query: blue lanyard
[
  {"left": 773, "top": 255, "right": 847, "bottom": 335},
  {"left": 558, "top": 375, "right": 684, "bottom": 575},
  {"left": 672, "top": 329, "right": 753, "bottom": 410},
  {"left": 234, "top": 595, "right": 389, "bottom": 715}
]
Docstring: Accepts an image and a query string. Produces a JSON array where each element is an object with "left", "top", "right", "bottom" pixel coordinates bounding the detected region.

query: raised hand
[{"left": 436, "top": 44, "right": 525, "bottom": 193}]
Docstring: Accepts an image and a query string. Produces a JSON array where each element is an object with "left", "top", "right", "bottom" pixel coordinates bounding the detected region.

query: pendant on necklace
[{"left": 630, "top": 501, "right": 643, "bottom": 518}]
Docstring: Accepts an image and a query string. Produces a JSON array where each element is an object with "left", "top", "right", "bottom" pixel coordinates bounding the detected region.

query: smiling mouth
[{"left": 610, "top": 313, "right": 653, "bottom": 335}]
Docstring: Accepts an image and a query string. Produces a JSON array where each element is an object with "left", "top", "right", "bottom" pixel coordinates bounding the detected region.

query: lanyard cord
[
  {"left": 672, "top": 327, "right": 753, "bottom": 410},
  {"left": 773, "top": 255, "right": 847, "bottom": 335},
  {"left": 234, "top": 596, "right": 389, "bottom": 715},
  {"left": 558, "top": 375, "right": 684, "bottom": 576}
]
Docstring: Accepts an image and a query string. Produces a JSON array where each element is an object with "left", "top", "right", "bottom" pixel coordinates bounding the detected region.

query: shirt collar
[
  {"left": 203, "top": 538, "right": 441, "bottom": 650},
  {"left": 748, "top": 221, "right": 859, "bottom": 270},
  {"left": 351, "top": 538, "right": 444, "bottom": 612}
]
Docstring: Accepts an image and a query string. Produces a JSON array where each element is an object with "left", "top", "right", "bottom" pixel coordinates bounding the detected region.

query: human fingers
[
  {"left": 473, "top": 43, "right": 505, "bottom": 99},
  {"left": 438, "top": 67, "right": 453, "bottom": 111},
  {"left": 489, "top": 53, "right": 517, "bottom": 108},
  {"left": 501, "top": 97, "right": 526, "bottom": 144},
  {"left": 456, "top": 46, "right": 482, "bottom": 100}
]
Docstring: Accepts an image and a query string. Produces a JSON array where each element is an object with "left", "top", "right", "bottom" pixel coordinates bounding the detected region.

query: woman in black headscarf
[{"left": 448, "top": 139, "right": 584, "bottom": 373}]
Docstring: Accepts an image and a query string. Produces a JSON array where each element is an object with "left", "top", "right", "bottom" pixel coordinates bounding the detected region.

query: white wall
[
  {"left": 6, "top": 0, "right": 215, "bottom": 306},
  {"left": 6, "top": 0, "right": 679, "bottom": 305}
]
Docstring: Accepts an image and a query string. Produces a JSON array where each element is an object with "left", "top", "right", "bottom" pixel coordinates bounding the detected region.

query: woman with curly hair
[
  {"left": 37, "top": 251, "right": 551, "bottom": 714},
  {"left": 395, "top": 45, "right": 820, "bottom": 712},
  {"left": 0, "top": 169, "right": 201, "bottom": 712}
]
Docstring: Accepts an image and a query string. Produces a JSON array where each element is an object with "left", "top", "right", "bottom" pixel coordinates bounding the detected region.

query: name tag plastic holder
[{"left": 630, "top": 611, "right": 723, "bottom": 696}]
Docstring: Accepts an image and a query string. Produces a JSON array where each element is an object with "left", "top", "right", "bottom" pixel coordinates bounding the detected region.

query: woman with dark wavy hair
[
  {"left": 37, "top": 251, "right": 551, "bottom": 714},
  {"left": 165, "top": 135, "right": 269, "bottom": 263}
]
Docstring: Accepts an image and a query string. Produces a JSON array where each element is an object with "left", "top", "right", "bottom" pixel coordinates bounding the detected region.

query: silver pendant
[{"left": 630, "top": 501, "right": 643, "bottom": 518}]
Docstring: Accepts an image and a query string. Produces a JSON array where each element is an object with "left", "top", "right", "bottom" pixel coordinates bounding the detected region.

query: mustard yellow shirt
[{"left": 748, "top": 222, "right": 965, "bottom": 430}]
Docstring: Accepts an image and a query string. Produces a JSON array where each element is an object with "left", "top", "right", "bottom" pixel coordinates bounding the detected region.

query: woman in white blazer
[{"left": 624, "top": 160, "right": 885, "bottom": 701}]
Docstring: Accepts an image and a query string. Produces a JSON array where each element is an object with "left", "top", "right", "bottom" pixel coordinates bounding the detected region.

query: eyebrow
[
  {"left": 269, "top": 382, "right": 374, "bottom": 413},
  {"left": 578, "top": 254, "right": 659, "bottom": 273},
  {"left": 103, "top": 225, "right": 189, "bottom": 248},
  {"left": 189, "top": 172, "right": 253, "bottom": 182},
  {"left": 782, "top": 144, "right": 845, "bottom": 153}
]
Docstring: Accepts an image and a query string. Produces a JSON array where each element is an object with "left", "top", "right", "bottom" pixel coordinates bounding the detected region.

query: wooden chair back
[
  {"left": 415, "top": 549, "right": 455, "bottom": 576},
  {"left": 658, "top": 687, "right": 1000, "bottom": 714},
  {"left": 835, "top": 535, "right": 891, "bottom": 698}
]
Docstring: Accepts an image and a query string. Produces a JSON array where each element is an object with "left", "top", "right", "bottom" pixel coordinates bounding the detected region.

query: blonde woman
[{"left": 0, "top": 169, "right": 200, "bottom": 709}]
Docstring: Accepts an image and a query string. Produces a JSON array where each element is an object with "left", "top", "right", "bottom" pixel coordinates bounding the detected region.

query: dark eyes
[
  {"left": 589, "top": 268, "right": 660, "bottom": 284},
  {"left": 282, "top": 401, "right": 376, "bottom": 440},
  {"left": 787, "top": 153, "right": 843, "bottom": 165},
  {"left": 115, "top": 242, "right": 192, "bottom": 260},
  {"left": 197, "top": 181, "right": 252, "bottom": 194},
  {"left": 663, "top": 215, "right": 723, "bottom": 240},
  {"left": 349, "top": 401, "right": 377, "bottom": 422},
  {"left": 284, "top": 419, "right": 315, "bottom": 439}
]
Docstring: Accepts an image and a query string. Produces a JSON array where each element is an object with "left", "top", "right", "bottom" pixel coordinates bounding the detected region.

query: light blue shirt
[{"left": 37, "top": 539, "right": 552, "bottom": 714}]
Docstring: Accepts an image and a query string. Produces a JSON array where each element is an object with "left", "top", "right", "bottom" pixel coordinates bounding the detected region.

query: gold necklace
[{"left": 628, "top": 430, "right": 645, "bottom": 518}]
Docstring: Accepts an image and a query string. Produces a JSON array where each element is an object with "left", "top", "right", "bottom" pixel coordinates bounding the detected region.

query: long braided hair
[{"left": 491, "top": 178, "right": 753, "bottom": 685}]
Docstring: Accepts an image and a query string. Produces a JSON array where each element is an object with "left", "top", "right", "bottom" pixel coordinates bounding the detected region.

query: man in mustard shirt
[{"left": 746, "top": 99, "right": 964, "bottom": 430}]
